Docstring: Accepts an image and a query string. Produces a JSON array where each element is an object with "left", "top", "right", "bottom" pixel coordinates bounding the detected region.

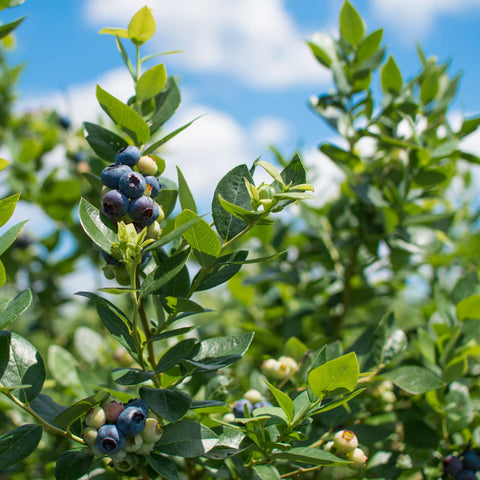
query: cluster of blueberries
[
  {"left": 443, "top": 449, "right": 480, "bottom": 479},
  {"left": 100, "top": 145, "right": 163, "bottom": 229},
  {"left": 83, "top": 397, "right": 163, "bottom": 471}
]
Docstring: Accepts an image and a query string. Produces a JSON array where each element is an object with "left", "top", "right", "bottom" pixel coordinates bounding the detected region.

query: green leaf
[
  {"left": 253, "top": 465, "right": 281, "bottom": 480},
  {"left": 54, "top": 449, "right": 93, "bottom": 480},
  {"left": 177, "top": 167, "right": 197, "bottom": 213},
  {"left": 143, "top": 216, "right": 202, "bottom": 253},
  {"left": 137, "top": 64, "right": 167, "bottom": 102},
  {"left": 0, "top": 289, "right": 32, "bottom": 330},
  {"left": 194, "top": 333, "right": 254, "bottom": 361},
  {"left": 140, "top": 387, "right": 192, "bottom": 422},
  {"left": 421, "top": 70, "right": 440, "bottom": 105},
  {"left": 83, "top": 122, "right": 128, "bottom": 162},
  {"left": 147, "top": 454, "right": 179, "bottom": 480},
  {"left": 0, "top": 260, "right": 5, "bottom": 288},
  {"left": 96, "top": 303, "right": 137, "bottom": 354},
  {"left": 112, "top": 368, "right": 155, "bottom": 385},
  {"left": 264, "top": 381, "right": 294, "bottom": 422},
  {"left": 0, "top": 331, "right": 45, "bottom": 402},
  {"left": 355, "top": 29, "right": 383, "bottom": 65},
  {"left": 0, "top": 220, "right": 28, "bottom": 256},
  {"left": 0, "top": 193, "right": 20, "bottom": 228},
  {"left": 74, "top": 326, "right": 103, "bottom": 365},
  {"left": 128, "top": 5, "right": 156, "bottom": 46},
  {"left": 155, "top": 338, "right": 198, "bottom": 374},
  {"left": 96, "top": 84, "right": 150, "bottom": 145},
  {"left": 457, "top": 294, "right": 480, "bottom": 321},
  {"left": 75, "top": 291, "right": 130, "bottom": 324},
  {"left": 308, "top": 352, "right": 359, "bottom": 398},
  {"left": 381, "top": 55, "right": 403, "bottom": 94},
  {"left": 382, "top": 366, "right": 445, "bottom": 394},
  {"left": 144, "top": 116, "right": 202, "bottom": 154},
  {"left": 194, "top": 250, "right": 248, "bottom": 291},
  {"left": 116, "top": 37, "right": 135, "bottom": 80},
  {"left": 306, "top": 33, "right": 337, "bottom": 68},
  {"left": 0, "top": 17, "right": 25, "bottom": 40},
  {"left": 459, "top": 115, "right": 480, "bottom": 138},
  {"left": 155, "top": 420, "right": 218, "bottom": 457},
  {"left": 339, "top": 1, "right": 364, "bottom": 47},
  {"left": 212, "top": 164, "right": 254, "bottom": 241},
  {"left": 48, "top": 345, "right": 83, "bottom": 391},
  {"left": 141, "top": 248, "right": 190, "bottom": 297},
  {"left": 175, "top": 210, "right": 221, "bottom": 262},
  {"left": 98, "top": 27, "right": 128, "bottom": 38},
  {"left": 164, "top": 297, "right": 204, "bottom": 314},
  {"left": 30, "top": 394, "right": 67, "bottom": 427},
  {"left": 0, "top": 159, "right": 8, "bottom": 172},
  {"left": 149, "top": 76, "right": 181, "bottom": 134},
  {"left": 78, "top": 198, "right": 117, "bottom": 254},
  {"left": 272, "top": 447, "right": 350, "bottom": 466},
  {"left": 0, "top": 424, "right": 43, "bottom": 471},
  {"left": 55, "top": 391, "right": 110, "bottom": 430}
]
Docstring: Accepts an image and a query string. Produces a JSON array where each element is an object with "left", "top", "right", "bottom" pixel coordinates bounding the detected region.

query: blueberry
[
  {"left": 101, "top": 163, "right": 132, "bottom": 189},
  {"left": 115, "top": 145, "right": 141, "bottom": 167},
  {"left": 137, "top": 155, "right": 158, "bottom": 176},
  {"left": 456, "top": 470, "right": 477, "bottom": 480},
  {"left": 103, "top": 189, "right": 130, "bottom": 219},
  {"left": 58, "top": 115, "right": 71, "bottom": 130},
  {"left": 119, "top": 171, "right": 146, "bottom": 199},
  {"left": 117, "top": 405, "right": 147, "bottom": 436},
  {"left": 125, "top": 398, "right": 148, "bottom": 416},
  {"left": 129, "top": 196, "right": 154, "bottom": 224},
  {"left": 233, "top": 399, "right": 253, "bottom": 418},
  {"left": 144, "top": 175, "right": 160, "bottom": 198},
  {"left": 144, "top": 202, "right": 160, "bottom": 227},
  {"left": 464, "top": 450, "right": 480, "bottom": 471},
  {"left": 443, "top": 454, "right": 464, "bottom": 476},
  {"left": 96, "top": 424, "right": 125, "bottom": 454},
  {"left": 253, "top": 401, "right": 272, "bottom": 409}
]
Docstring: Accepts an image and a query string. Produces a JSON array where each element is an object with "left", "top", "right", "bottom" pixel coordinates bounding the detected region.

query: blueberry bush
[{"left": 1, "top": 2, "right": 480, "bottom": 480}]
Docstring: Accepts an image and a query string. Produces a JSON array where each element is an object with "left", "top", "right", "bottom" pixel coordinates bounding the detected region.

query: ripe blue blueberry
[
  {"left": 443, "top": 455, "right": 464, "bottom": 476},
  {"left": 253, "top": 401, "right": 272, "bottom": 409},
  {"left": 456, "top": 470, "right": 477, "bottom": 480},
  {"left": 115, "top": 145, "right": 141, "bottom": 167},
  {"left": 96, "top": 424, "right": 125, "bottom": 454},
  {"left": 233, "top": 399, "right": 253, "bottom": 418},
  {"left": 144, "top": 175, "right": 161, "bottom": 199},
  {"left": 125, "top": 398, "right": 148, "bottom": 416},
  {"left": 119, "top": 171, "right": 146, "bottom": 199},
  {"left": 101, "top": 164, "right": 132, "bottom": 189},
  {"left": 464, "top": 450, "right": 480, "bottom": 471},
  {"left": 103, "top": 189, "right": 130, "bottom": 219},
  {"left": 144, "top": 202, "right": 160, "bottom": 227},
  {"left": 117, "top": 405, "right": 147, "bottom": 437},
  {"left": 129, "top": 196, "right": 154, "bottom": 224}
]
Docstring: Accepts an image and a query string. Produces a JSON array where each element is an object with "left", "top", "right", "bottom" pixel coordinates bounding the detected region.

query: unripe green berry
[
  {"left": 146, "top": 221, "right": 162, "bottom": 240},
  {"left": 137, "top": 155, "right": 158, "bottom": 176},
  {"left": 90, "top": 445, "right": 104, "bottom": 457},
  {"left": 258, "top": 185, "right": 276, "bottom": 200},
  {"left": 333, "top": 430, "right": 358, "bottom": 453},
  {"left": 114, "top": 266, "right": 130, "bottom": 286},
  {"left": 83, "top": 427, "right": 98, "bottom": 447},
  {"left": 261, "top": 358, "right": 280, "bottom": 377},
  {"left": 141, "top": 418, "right": 163, "bottom": 443},
  {"left": 278, "top": 356, "right": 298, "bottom": 376},
  {"left": 223, "top": 413, "right": 236, "bottom": 423},
  {"left": 323, "top": 441, "right": 334, "bottom": 452},
  {"left": 244, "top": 389, "right": 263, "bottom": 404},
  {"left": 112, "top": 454, "right": 135, "bottom": 472},
  {"left": 346, "top": 447, "right": 367, "bottom": 469},
  {"left": 103, "top": 264, "right": 116, "bottom": 280},
  {"left": 136, "top": 441, "right": 154, "bottom": 455},
  {"left": 123, "top": 434, "right": 144, "bottom": 452},
  {"left": 85, "top": 406, "right": 106, "bottom": 429},
  {"left": 109, "top": 449, "right": 127, "bottom": 461}
]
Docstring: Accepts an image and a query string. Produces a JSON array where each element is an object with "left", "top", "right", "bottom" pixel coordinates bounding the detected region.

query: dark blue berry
[
  {"left": 115, "top": 145, "right": 141, "bottom": 167},
  {"left": 456, "top": 470, "right": 476, "bottom": 480},
  {"left": 129, "top": 196, "right": 154, "bottom": 224},
  {"left": 58, "top": 115, "right": 71, "bottom": 130},
  {"left": 96, "top": 424, "right": 125, "bottom": 454},
  {"left": 117, "top": 405, "right": 147, "bottom": 436},
  {"left": 253, "top": 401, "right": 272, "bottom": 409},
  {"left": 144, "top": 202, "right": 160, "bottom": 227},
  {"left": 233, "top": 399, "right": 253, "bottom": 418},
  {"left": 144, "top": 175, "right": 161, "bottom": 199},
  {"left": 125, "top": 398, "right": 149, "bottom": 415},
  {"left": 103, "top": 189, "right": 129, "bottom": 218},
  {"left": 464, "top": 450, "right": 480, "bottom": 471},
  {"left": 444, "top": 454, "right": 464, "bottom": 476},
  {"left": 101, "top": 163, "right": 132, "bottom": 189},
  {"left": 119, "top": 171, "right": 146, "bottom": 199}
]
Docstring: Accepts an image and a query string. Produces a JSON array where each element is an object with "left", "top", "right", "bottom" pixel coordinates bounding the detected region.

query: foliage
[{"left": 1, "top": 2, "right": 480, "bottom": 480}]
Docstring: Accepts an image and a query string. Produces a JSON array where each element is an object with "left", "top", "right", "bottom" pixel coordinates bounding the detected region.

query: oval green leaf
[{"left": 0, "top": 424, "right": 43, "bottom": 470}]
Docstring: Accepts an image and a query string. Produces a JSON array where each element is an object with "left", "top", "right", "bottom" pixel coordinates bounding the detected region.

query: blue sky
[{"left": 4, "top": 0, "right": 480, "bottom": 205}]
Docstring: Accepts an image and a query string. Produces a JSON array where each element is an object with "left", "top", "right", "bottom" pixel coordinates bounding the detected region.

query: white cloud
[
  {"left": 84, "top": 0, "right": 330, "bottom": 89},
  {"left": 371, "top": 0, "right": 480, "bottom": 37}
]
